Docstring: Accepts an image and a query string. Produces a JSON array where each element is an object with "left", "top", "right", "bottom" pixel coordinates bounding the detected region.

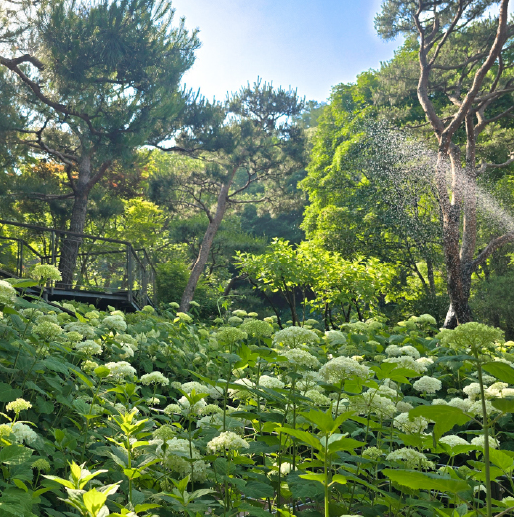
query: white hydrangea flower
[
  {"left": 352, "top": 392, "right": 396, "bottom": 419},
  {"left": 65, "top": 322, "right": 97, "bottom": 339},
  {"left": 75, "top": 340, "right": 102, "bottom": 355},
  {"left": 181, "top": 381, "right": 223, "bottom": 399},
  {"left": 319, "top": 356, "right": 370, "bottom": 384},
  {"left": 240, "top": 319, "right": 273, "bottom": 339},
  {"left": 396, "top": 401, "right": 414, "bottom": 413},
  {"left": 258, "top": 375, "right": 285, "bottom": 390},
  {"left": 207, "top": 431, "right": 250, "bottom": 453},
  {"left": 325, "top": 330, "right": 346, "bottom": 346},
  {"left": 141, "top": 371, "right": 169, "bottom": 386},
  {"left": 439, "top": 435, "right": 469, "bottom": 448},
  {"left": 102, "top": 315, "right": 127, "bottom": 332},
  {"left": 416, "top": 357, "right": 434, "bottom": 367},
  {"left": 386, "top": 447, "right": 435, "bottom": 469},
  {"left": 216, "top": 327, "right": 248, "bottom": 344},
  {"left": 105, "top": 361, "right": 136, "bottom": 381},
  {"left": 393, "top": 413, "right": 429, "bottom": 434},
  {"left": 279, "top": 462, "right": 293, "bottom": 475},
  {"left": 362, "top": 447, "right": 384, "bottom": 460},
  {"left": 448, "top": 398, "right": 472, "bottom": 412},
  {"left": 282, "top": 349, "right": 320, "bottom": 369},
  {"left": 468, "top": 399, "right": 499, "bottom": 418},
  {"left": 228, "top": 316, "right": 243, "bottom": 325},
  {"left": 0, "top": 280, "right": 16, "bottom": 306},
  {"left": 163, "top": 404, "right": 181, "bottom": 416},
  {"left": 178, "top": 396, "right": 206, "bottom": 415},
  {"left": 6, "top": 398, "right": 32, "bottom": 414},
  {"left": 11, "top": 422, "right": 38, "bottom": 445},
  {"left": 413, "top": 376, "right": 442, "bottom": 394},
  {"left": 415, "top": 314, "right": 437, "bottom": 325},
  {"left": 32, "top": 264, "right": 62, "bottom": 282},
  {"left": 383, "top": 355, "right": 427, "bottom": 374},
  {"left": 485, "top": 382, "right": 509, "bottom": 399},
  {"left": 471, "top": 435, "right": 500, "bottom": 449},
  {"left": 305, "top": 389, "right": 331, "bottom": 406},
  {"left": 232, "top": 310, "right": 247, "bottom": 318},
  {"left": 155, "top": 437, "right": 208, "bottom": 481},
  {"left": 33, "top": 321, "right": 62, "bottom": 341},
  {"left": 432, "top": 399, "right": 448, "bottom": 406},
  {"left": 273, "top": 326, "right": 319, "bottom": 348}
]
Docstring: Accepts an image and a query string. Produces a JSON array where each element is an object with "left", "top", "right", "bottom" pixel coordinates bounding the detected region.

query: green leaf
[
  {"left": 329, "top": 474, "right": 347, "bottom": 486},
  {"left": 278, "top": 428, "right": 322, "bottom": 450},
  {"left": 0, "top": 383, "right": 22, "bottom": 403},
  {"left": 243, "top": 481, "right": 274, "bottom": 499},
  {"left": 483, "top": 362, "right": 514, "bottom": 384},
  {"left": 299, "top": 472, "right": 326, "bottom": 486},
  {"left": 489, "top": 449, "right": 514, "bottom": 472},
  {"left": 409, "top": 405, "right": 471, "bottom": 441},
  {"left": 491, "top": 398, "right": 514, "bottom": 413},
  {"left": 94, "top": 366, "right": 110, "bottom": 379},
  {"left": 0, "top": 445, "right": 33, "bottom": 465},
  {"left": 300, "top": 408, "right": 353, "bottom": 435},
  {"left": 383, "top": 469, "right": 469, "bottom": 493},
  {"left": 12, "top": 479, "right": 28, "bottom": 492},
  {"left": 327, "top": 437, "right": 365, "bottom": 454},
  {"left": 83, "top": 488, "right": 108, "bottom": 516}
]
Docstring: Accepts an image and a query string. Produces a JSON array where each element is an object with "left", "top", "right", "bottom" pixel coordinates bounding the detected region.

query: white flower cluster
[
  {"left": 105, "top": 361, "right": 136, "bottom": 381},
  {"left": 6, "top": 398, "right": 32, "bottom": 414},
  {"left": 319, "top": 356, "right": 370, "bottom": 384},
  {"left": 471, "top": 435, "right": 500, "bottom": 449},
  {"left": 351, "top": 392, "right": 396, "bottom": 419},
  {"left": 75, "top": 340, "right": 102, "bottom": 356},
  {"left": 141, "top": 371, "right": 169, "bottom": 386},
  {"left": 32, "top": 264, "right": 62, "bottom": 282},
  {"left": 386, "top": 447, "right": 435, "bottom": 469},
  {"left": 362, "top": 447, "right": 384, "bottom": 461},
  {"left": 258, "top": 375, "right": 285, "bottom": 390},
  {"left": 155, "top": 437, "right": 208, "bottom": 481},
  {"left": 413, "top": 376, "right": 442, "bottom": 394},
  {"left": 325, "top": 330, "right": 346, "bottom": 346},
  {"left": 207, "top": 431, "right": 250, "bottom": 453},
  {"left": 11, "top": 422, "right": 38, "bottom": 445},
  {"left": 240, "top": 319, "right": 273, "bottom": 339},
  {"left": 102, "top": 315, "right": 127, "bottom": 332},
  {"left": 181, "top": 381, "right": 223, "bottom": 399},
  {"left": 393, "top": 413, "right": 429, "bottom": 434},
  {"left": 0, "top": 280, "right": 16, "bottom": 306},
  {"left": 383, "top": 355, "right": 427, "bottom": 374},
  {"left": 305, "top": 389, "right": 331, "bottom": 406},
  {"left": 386, "top": 345, "right": 420, "bottom": 359},
  {"left": 178, "top": 396, "right": 206, "bottom": 415},
  {"left": 229, "top": 378, "right": 254, "bottom": 400},
  {"left": 273, "top": 326, "right": 319, "bottom": 348},
  {"left": 33, "top": 321, "right": 62, "bottom": 341},
  {"left": 439, "top": 435, "right": 469, "bottom": 448},
  {"left": 216, "top": 327, "right": 248, "bottom": 344},
  {"left": 282, "top": 349, "right": 320, "bottom": 369}
]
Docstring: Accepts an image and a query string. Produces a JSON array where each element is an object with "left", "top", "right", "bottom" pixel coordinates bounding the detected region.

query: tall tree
[
  {"left": 0, "top": 0, "right": 199, "bottom": 286},
  {"left": 153, "top": 81, "right": 306, "bottom": 312},
  {"left": 375, "top": 0, "right": 514, "bottom": 326}
]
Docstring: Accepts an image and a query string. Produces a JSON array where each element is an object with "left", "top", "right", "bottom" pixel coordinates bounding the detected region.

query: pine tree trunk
[
  {"left": 58, "top": 155, "right": 92, "bottom": 288},
  {"left": 180, "top": 174, "right": 236, "bottom": 312}
]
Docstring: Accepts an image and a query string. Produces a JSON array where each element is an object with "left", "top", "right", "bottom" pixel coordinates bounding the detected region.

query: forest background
[{"left": 2, "top": 0, "right": 514, "bottom": 334}]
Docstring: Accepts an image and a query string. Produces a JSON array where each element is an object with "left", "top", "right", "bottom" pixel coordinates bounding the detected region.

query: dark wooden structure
[{"left": 0, "top": 220, "right": 156, "bottom": 311}]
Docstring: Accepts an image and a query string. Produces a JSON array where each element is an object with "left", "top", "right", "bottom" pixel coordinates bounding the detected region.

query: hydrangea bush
[{"left": 2, "top": 273, "right": 514, "bottom": 516}]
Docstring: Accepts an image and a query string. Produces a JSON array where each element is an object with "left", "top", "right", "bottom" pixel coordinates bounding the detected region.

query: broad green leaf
[
  {"left": 409, "top": 405, "right": 471, "bottom": 441},
  {"left": 383, "top": 469, "right": 469, "bottom": 493},
  {"left": 83, "top": 488, "right": 108, "bottom": 516},
  {"left": 278, "top": 428, "right": 322, "bottom": 450},
  {"left": 489, "top": 449, "right": 514, "bottom": 472},
  {"left": 483, "top": 362, "right": 514, "bottom": 384},
  {"left": 329, "top": 474, "right": 347, "bottom": 486},
  {"left": 299, "top": 472, "right": 326, "bottom": 486},
  {"left": 243, "top": 481, "right": 274, "bottom": 499},
  {"left": 0, "top": 445, "right": 33, "bottom": 465},
  {"left": 491, "top": 398, "right": 514, "bottom": 413},
  {"left": 327, "top": 437, "right": 365, "bottom": 454},
  {"left": 94, "top": 366, "right": 110, "bottom": 379},
  {"left": 300, "top": 408, "right": 353, "bottom": 435},
  {"left": 0, "top": 383, "right": 22, "bottom": 403}
]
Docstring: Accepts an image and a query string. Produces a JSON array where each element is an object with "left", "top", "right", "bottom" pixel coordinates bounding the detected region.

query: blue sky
[{"left": 171, "top": 0, "right": 401, "bottom": 103}]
